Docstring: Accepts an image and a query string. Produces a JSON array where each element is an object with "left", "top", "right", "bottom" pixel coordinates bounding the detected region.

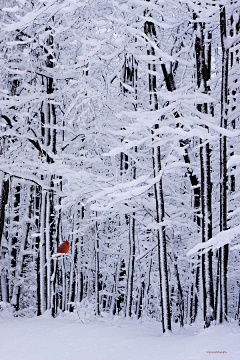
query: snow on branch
[
  {"left": 186, "top": 225, "right": 240, "bottom": 257},
  {"left": 228, "top": 155, "right": 240, "bottom": 169}
]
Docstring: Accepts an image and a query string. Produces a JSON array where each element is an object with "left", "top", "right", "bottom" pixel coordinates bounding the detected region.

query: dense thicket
[{"left": 0, "top": 0, "right": 240, "bottom": 332}]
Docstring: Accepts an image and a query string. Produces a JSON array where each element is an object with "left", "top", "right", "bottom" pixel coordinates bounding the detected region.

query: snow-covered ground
[{"left": 1, "top": 312, "right": 240, "bottom": 360}]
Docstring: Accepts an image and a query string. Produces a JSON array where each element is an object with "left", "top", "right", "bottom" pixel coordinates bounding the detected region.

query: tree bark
[
  {"left": 126, "top": 215, "right": 136, "bottom": 317},
  {"left": 11, "top": 186, "right": 32, "bottom": 310},
  {"left": 144, "top": 15, "right": 171, "bottom": 333},
  {"left": 0, "top": 172, "right": 9, "bottom": 246},
  {"left": 194, "top": 17, "right": 214, "bottom": 327},
  {"left": 95, "top": 218, "right": 100, "bottom": 316},
  {"left": 218, "top": 5, "right": 229, "bottom": 323},
  {"left": 121, "top": 54, "right": 138, "bottom": 318}
]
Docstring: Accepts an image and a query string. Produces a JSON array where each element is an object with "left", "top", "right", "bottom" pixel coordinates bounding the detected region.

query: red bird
[{"left": 57, "top": 240, "right": 70, "bottom": 261}]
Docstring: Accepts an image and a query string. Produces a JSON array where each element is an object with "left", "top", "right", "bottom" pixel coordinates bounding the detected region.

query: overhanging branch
[{"left": 1, "top": 114, "right": 54, "bottom": 163}]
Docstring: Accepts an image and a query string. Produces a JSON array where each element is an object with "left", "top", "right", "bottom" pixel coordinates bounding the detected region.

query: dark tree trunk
[
  {"left": 0, "top": 173, "right": 9, "bottom": 303},
  {"left": 114, "top": 259, "right": 127, "bottom": 315},
  {"left": 11, "top": 185, "right": 21, "bottom": 279},
  {"left": 95, "top": 219, "right": 100, "bottom": 316},
  {"left": 37, "top": 30, "right": 58, "bottom": 316},
  {"left": 218, "top": 4, "right": 229, "bottom": 323},
  {"left": 161, "top": 58, "right": 201, "bottom": 325},
  {"left": 33, "top": 185, "right": 42, "bottom": 316},
  {"left": 121, "top": 54, "right": 138, "bottom": 318},
  {"left": 144, "top": 14, "right": 171, "bottom": 333},
  {"left": 194, "top": 16, "right": 214, "bottom": 327},
  {"left": 11, "top": 186, "right": 32, "bottom": 311},
  {"left": 69, "top": 240, "right": 78, "bottom": 313},
  {"left": 127, "top": 216, "right": 136, "bottom": 317},
  {"left": 0, "top": 174, "right": 9, "bottom": 248},
  {"left": 174, "top": 257, "right": 184, "bottom": 327}
]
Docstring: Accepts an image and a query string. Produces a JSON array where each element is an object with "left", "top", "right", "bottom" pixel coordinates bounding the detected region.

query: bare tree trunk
[
  {"left": 200, "top": 140, "right": 214, "bottom": 327},
  {"left": 0, "top": 172, "right": 9, "bottom": 246},
  {"left": 37, "top": 29, "right": 58, "bottom": 316},
  {"left": 95, "top": 218, "right": 100, "bottom": 316},
  {"left": 68, "top": 237, "right": 77, "bottom": 313},
  {"left": 126, "top": 216, "right": 136, "bottom": 317},
  {"left": 229, "top": 3, "right": 239, "bottom": 325},
  {"left": 174, "top": 256, "right": 184, "bottom": 327},
  {"left": 33, "top": 185, "right": 41, "bottom": 316},
  {"left": 194, "top": 17, "right": 214, "bottom": 327},
  {"left": 0, "top": 172, "right": 9, "bottom": 303},
  {"left": 40, "top": 190, "right": 47, "bottom": 314},
  {"left": 121, "top": 54, "right": 138, "bottom": 318},
  {"left": 144, "top": 15, "right": 171, "bottom": 333},
  {"left": 11, "top": 186, "right": 32, "bottom": 310},
  {"left": 218, "top": 4, "right": 229, "bottom": 323},
  {"left": 11, "top": 184, "right": 20, "bottom": 281},
  {"left": 161, "top": 55, "right": 201, "bottom": 326}
]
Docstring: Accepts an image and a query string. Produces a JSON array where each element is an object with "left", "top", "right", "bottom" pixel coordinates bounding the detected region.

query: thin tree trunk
[
  {"left": 121, "top": 54, "right": 138, "bottom": 318},
  {"left": 218, "top": 5, "right": 229, "bottom": 323},
  {"left": 126, "top": 216, "right": 136, "bottom": 317},
  {"left": 200, "top": 140, "right": 214, "bottom": 327},
  {"left": 11, "top": 184, "right": 20, "bottom": 282},
  {"left": 174, "top": 256, "right": 184, "bottom": 327},
  {"left": 40, "top": 190, "right": 47, "bottom": 314},
  {"left": 34, "top": 185, "right": 41, "bottom": 316},
  {"left": 95, "top": 219, "right": 100, "bottom": 316}
]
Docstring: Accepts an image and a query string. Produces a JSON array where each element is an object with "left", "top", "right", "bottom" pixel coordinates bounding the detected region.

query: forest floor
[{"left": 0, "top": 310, "right": 240, "bottom": 360}]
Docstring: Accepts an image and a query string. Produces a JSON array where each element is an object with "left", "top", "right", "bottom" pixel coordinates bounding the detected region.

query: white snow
[
  {"left": 2, "top": 6, "right": 19, "bottom": 13},
  {"left": 186, "top": 225, "right": 240, "bottom": 256},
  {"left": 0, "top": 312, "right": 240, "bottom": 360}
]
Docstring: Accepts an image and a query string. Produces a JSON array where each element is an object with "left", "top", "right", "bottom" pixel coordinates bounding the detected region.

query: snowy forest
[{"left": 0, "top": 0, "right": 240, "bottom": 334}]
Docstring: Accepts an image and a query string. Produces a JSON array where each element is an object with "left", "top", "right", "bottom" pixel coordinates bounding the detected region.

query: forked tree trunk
[
  {"left": 194, "top": 17, "right": 214, "bottom": 327},
  {"left": 121, "top": 54, "right": 138, "bottom": 318}
]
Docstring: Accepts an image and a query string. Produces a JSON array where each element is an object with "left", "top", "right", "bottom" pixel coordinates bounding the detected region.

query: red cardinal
[{"left": 57, "top": 240, "right": 70, "bottom": 261}]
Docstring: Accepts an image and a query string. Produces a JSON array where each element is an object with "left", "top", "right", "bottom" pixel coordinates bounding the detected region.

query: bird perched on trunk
[{"left": 57, "top": 240, "right": 70, "bottom": 261}]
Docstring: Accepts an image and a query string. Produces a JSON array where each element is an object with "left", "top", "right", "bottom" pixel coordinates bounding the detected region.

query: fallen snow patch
[{"left": 0, "top": 314, "right": 239, "bottom": 360}]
